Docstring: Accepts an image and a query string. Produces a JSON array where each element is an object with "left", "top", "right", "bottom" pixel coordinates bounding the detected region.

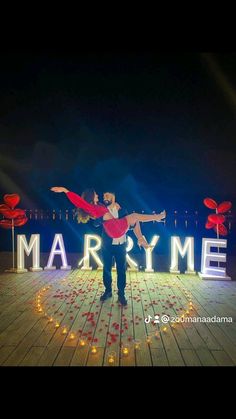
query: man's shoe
[
  {"left": 118, "top": 295, "right": 128, "bottom": 306},
  {"left": 100, "top": 291, "right": 112, "bottom": 302}
]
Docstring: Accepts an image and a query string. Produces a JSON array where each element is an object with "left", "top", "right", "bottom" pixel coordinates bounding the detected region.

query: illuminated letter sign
[
  {"left": 170, "top": 236, "right": 195, "bottom": 274},
  {"left": 81, "top": 234, "right": 103, "bottom": 270},
  {"left": 45, "top": 234, "right": 71, "bottom": 270},
  {"left": 17, "top": 234, "right": 43, "bottom": 273},
  {"left": 145, "top": 235, "right": 160, "bottom": 273},
  {"left": 198, "top": 238, "right": 231, "bottom": 280}
]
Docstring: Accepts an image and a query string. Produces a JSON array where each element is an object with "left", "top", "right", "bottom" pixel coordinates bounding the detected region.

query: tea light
[
  {"left": 146, "top": 335, "right": 152, "bottom": 344},
  {"left": 55, "top": 321, "right": 60, "bottom": 328},
  {"left": 90, "top": 345, "right": 97, "bottom": 354},
  {"left": 49, "top": 317, "right": 53, "bottom": 323},
  {"left": 69, "top": 332, "right": 75, "bottom": 340},
  {"left": 79, "top": 338, "right": 86, "bottom": 347},
  {"left": 121, "top": 344, "right": 130, "bottom": 356},
  {"left": 62, "top": 327, "right": 67, "bottom": 335},
  {"left": 133, "top": 339, "right": 141, "bottom": 350},
  {"left": 107, "top": 351, "right": 116, "bottom": 365},
  {"left": 162, "top": 326, "right": 167, "bottom": 333},
  {"left": 38, "top": 307, "right": 43, "bottom": 313}
]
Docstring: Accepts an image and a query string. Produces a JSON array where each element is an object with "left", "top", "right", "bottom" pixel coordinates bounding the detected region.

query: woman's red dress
[{"left": 66, "top": 191, "right": 129, "bottom": 239}]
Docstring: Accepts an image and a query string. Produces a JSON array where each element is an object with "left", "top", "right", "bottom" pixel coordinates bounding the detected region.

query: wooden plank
[
  {"left": 196, "top": 348, "right": 218, "bottom": 366},
  {"left": 0, "top": 346, "right": 16, "bottom": 365},
  {"left": 211, "top": 350, "right": 235, "bottom": 366},
  {"left": 181, "top": 349, "right": 202, "bottom": 366},
  {"left": 0, "top": 268, "right": 236, "bottom": 367},
  {"left": 19, "top": 347, "right": 45, "bottom": 366}
]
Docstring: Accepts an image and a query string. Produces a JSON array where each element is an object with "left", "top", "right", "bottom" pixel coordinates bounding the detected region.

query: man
[{"left": 99, "top": 191, "right": 128, "bottom": 306}]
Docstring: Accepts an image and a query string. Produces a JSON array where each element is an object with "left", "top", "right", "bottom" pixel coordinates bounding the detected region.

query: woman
[{"left": 50, "top": 187, "right": 166, "bottom": 249}]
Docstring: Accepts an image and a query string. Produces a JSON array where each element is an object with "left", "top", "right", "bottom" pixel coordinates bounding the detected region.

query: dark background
[
  {"left": 1, "top": 51, "right": 236, "bottom": 210},
  {"left": 0, "top": 51, "right": 235, "bottom": 256}
]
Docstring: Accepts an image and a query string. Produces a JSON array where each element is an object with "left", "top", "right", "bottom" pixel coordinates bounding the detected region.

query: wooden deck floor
[{"left": 0, "top": 269, "right": 236, "bottom": 367}]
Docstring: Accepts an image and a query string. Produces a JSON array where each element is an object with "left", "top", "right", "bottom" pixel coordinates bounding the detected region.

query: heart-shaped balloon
[
  {"left": 203, "top": 198, "right": 218, "bottom": 209},
  {"left": 217, "top": 201, "right": 232, "bottom": 214},
  {"left": 0, "top": 208, "right": 25, "bottom": 219},
  {"left": 208, "top": 214, "right": 225, "bottom": 224},
  {"left": 214, "top": 223, "right": 228, "bottom": 236},
  {"left": 3, "top": 194, "right": 20, "bottom": 209},
  {"left": 0, "top": 204, "right": 10, "bottom": 214},
  {"left": 205, "top": 221, "right": 215, "bottom": 229},
  {"left": 0, "top": 219, "right": 12, "bottom": 229},
  {"left": 14, "top": 216, "right": 28, "bottom": 227}
]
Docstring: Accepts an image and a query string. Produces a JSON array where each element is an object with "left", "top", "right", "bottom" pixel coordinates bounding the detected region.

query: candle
[
  {"left": 133, "top": 339, "right": 141, "bottom": 350},
  {"left": 38, "top": 307, "right": 43, "bottom": 313},
  {"left": 55, "top": 322, "right": 60, "bottom": 328},
  {"left": 162, "top": 326, "right": 167, "bottom": 333},
  {"left": 122, "top": 344, "right": 130, "bottom": 356},
  {"left": 146, "top": 335, "right": 152, "bottom": 344},
  {"left": 90, "top": 345, "right": 97, "bottom": 354},
  {"left": 49, "top": 317, "right": 53, "bottom": 323},
  {"left": 62, "top": 327, "right": 67, "bottom": 335},
  {"left": 69, "top": 332, "right": 75, "bottom": 340},
  {"left": 79, "top": 338, "right": 86, "bottom": 347},
  {"left": 107, "top": 351, "right": 116, "bottom": 365}
]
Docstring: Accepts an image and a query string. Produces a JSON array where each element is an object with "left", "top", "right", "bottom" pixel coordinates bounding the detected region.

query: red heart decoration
[
  {"left": 205, "top": 221, "right": 215, "bottom": 229},
  {"left": 0, "top": 204, "right": 10, "bottom": 213},
  {"left": 14, "top": 216, "right": 28, "bottom": 227},
  {"left": 203, "top": 197, "right": 218, "bottom": 209},
  {"left": 0, "top": 219, "right": 12, "bottom": 229},
  {"left": 214, "top": 223, "right": 228, "bottom": 236},
  {"left": 3, "top": 194, "right": 20, "bottom": 209},
  {"left": 208, "top": 214, "right": 225, "bottom": 224},
  {"left": 217, "top": 201, "right": 232, "bottom": 214},
  {"left": 0, "top": 208, "right": 25, "bottom": 219}
]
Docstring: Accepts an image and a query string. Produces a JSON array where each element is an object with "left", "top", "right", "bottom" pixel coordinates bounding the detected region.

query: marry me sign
[{"left": 15, "top": 233, "right": 231, "bottom": 280}]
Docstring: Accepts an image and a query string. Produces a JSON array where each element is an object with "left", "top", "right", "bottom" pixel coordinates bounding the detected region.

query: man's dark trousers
[{"left": 102, "top": 237, "right": 126, "bottom": 296}]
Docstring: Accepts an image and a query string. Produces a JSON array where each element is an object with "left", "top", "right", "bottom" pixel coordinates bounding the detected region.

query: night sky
[{"left": 0, "top": 51, "right": 236, "bottom": 213}]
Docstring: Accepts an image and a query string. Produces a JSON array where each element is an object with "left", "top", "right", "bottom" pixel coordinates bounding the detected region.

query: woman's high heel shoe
[
  {"left": 155, "top": 210, "right": 166, "bottom": 222},
  {"left": 138, "top": 236, "right": 153, "bottom": 250}
]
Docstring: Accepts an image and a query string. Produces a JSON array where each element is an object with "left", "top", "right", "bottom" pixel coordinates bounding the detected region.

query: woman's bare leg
[
  {"left": 132, "top": 221, "right": 144, "bottom": 241},
  {"left": 127, "top": 211, "right": 166, "bottom": 249},
  {"left": 126, "top": 211, "right": 166, "bottom": 227}
]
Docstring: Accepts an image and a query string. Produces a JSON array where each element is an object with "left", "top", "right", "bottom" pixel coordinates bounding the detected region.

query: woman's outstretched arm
[{"left": 50, "top": 187, "right": 107, "bottom": 218}]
